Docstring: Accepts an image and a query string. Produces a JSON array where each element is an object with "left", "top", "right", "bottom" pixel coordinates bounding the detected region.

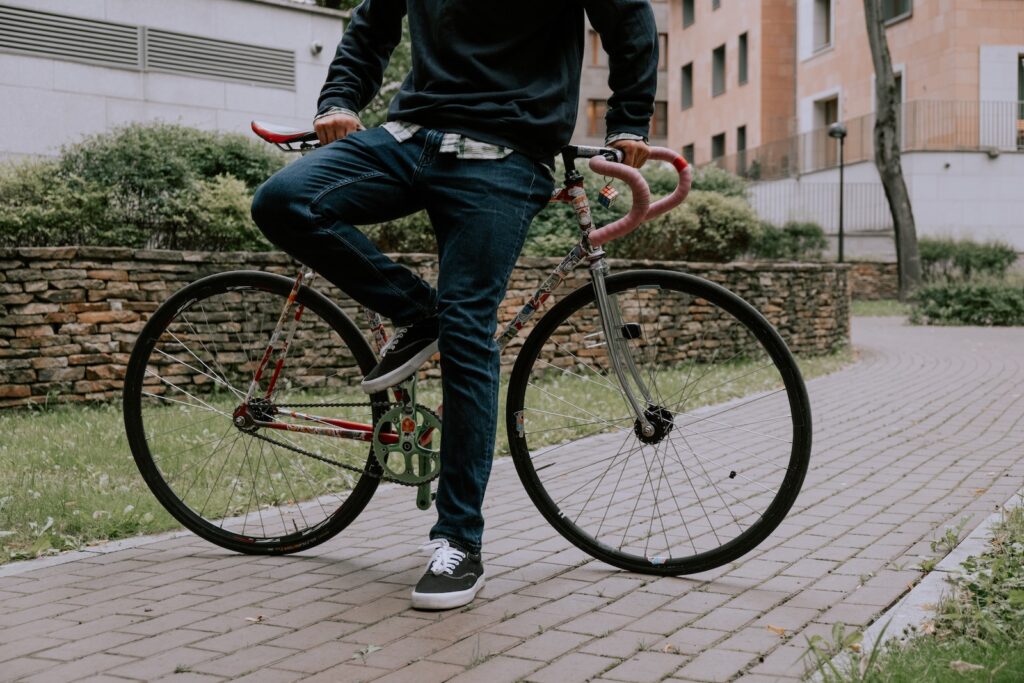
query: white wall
[
  {"left": 978, "top": 45, "right": 1024, "bottom": 149},
  {"left": 0, "top": 0, "right": 344, "bottom": 160},
  {"left": 749, "top": 151, "right": 1024, "bottom": 252}
]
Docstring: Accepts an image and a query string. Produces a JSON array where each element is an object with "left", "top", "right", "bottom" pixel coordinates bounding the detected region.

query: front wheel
[{"left": 506, "top": 270, "right": 812, "bottom": 575}]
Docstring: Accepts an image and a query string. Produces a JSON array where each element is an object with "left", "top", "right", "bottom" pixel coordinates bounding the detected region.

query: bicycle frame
[{"left": 238, "top": 166, "right": 656, "bottom": 440}]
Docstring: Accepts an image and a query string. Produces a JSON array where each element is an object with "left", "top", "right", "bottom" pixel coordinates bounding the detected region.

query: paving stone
[
  {"left": 368, "top": 659, "right": 464, "bottom": 683},
  {"left": 675, "top": 648, "right": 760, "bottom": 682},
  {"left": 525, "top": 652, "right": 618, "bottom": 683},
  {"left": 447, "top": 655, "right": 543, "bottom": 683},
  {"left": 506, "top": 629, "right": 591, "bottom": 661},
  {"left": 602, "top": 651, "right": 686, "bottom": 682},
  {"left": 426, "top": 631, "right": 520, "bottom": 666},
  {"left": 104, "top": 646, "right": 219, "bottom": 680}
]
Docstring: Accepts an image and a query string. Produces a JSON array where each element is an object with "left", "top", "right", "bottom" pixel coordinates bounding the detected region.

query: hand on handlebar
[
  {"left": 313, "top": 113, "right": 364, "bottom": 146},
  {"left": 608, "top": 139, "right": 650, "bottom": 169}
]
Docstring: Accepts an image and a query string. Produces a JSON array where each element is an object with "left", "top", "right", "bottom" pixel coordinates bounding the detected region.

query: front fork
[{"left": 589, "top": 258, "right": 657, "bottom": 436}]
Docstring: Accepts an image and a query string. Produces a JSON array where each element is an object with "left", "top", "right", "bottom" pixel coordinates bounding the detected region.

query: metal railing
[
  {"left": 749, "top": 182, "right": 893, "bottom": 233},
  {"left": 708, "top": 100, "right": 1024, "bottom": 181}
]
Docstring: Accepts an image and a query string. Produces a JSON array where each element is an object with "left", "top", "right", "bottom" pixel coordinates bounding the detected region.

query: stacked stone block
[
  {"left": 848, "top": 261, "right": 899, "bottom": 300},
  {"left": 0, "top": 248, "right": 850, "bottom": 408}
]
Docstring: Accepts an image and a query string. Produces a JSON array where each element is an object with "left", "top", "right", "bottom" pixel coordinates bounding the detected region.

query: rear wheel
[
  {"left": 506, "top": 270, "right": 812, "bottom": 574},
  {"left": 123, "top": 270, "right": 386, "bottom": 554}
]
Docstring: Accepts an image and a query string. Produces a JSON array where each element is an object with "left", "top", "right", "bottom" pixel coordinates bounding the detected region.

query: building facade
[
  {"left": 574, "top": 0, "right": 673, "bottom": 147},
  {"left": 653, "top": 0, "right": 1024, "bottom": 252},
  {"left": 0, "top": 0, "right": 345, "bottom": 161}
]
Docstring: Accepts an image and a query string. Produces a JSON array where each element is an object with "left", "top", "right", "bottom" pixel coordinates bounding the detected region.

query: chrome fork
[{"left": 588, "top": 257, "right": 656, "bottom": 437}]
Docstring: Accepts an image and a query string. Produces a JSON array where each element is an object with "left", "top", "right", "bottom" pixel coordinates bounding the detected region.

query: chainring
[{"left": 372, "top": 403, "right": 442, "bottom": 485}]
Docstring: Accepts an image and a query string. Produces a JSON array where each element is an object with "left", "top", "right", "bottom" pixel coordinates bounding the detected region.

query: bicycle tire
[
  {"left": 506, "top": 269, "right": 812, "bottom": 575},
  {"left": 123, "top": 270, "right": 386, "bottom": 555}
]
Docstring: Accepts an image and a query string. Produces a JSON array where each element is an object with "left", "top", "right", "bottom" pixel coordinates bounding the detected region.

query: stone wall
[
  {"left": 848, "top": 261, "right": 899, "bottom": 300},
  {"left": 0, "top": 248, "right": 850, "bottom": 408}
]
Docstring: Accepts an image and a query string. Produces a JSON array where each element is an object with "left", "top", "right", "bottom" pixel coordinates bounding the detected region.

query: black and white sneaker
[
  {"left": 360, "top": 316, "right": 439, "bottom": 394},
  {"left": 410, "top": 539, "right": 485, "bottom": 610}
]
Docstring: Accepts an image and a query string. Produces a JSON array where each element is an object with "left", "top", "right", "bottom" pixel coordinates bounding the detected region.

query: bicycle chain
[{"left": 248, "top": 399, "right": 439, "bottom": 487}]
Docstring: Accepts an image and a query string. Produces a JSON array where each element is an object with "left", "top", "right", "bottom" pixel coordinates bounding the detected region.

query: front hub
[{"left": 634, "top": 405, "right": 675, "bottom": 445}]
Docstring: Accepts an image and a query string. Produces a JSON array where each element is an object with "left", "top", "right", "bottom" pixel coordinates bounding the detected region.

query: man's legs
[
  {"left": 414, "top": 140, "right": 555, "bottom": 554},
  {"left": 251, "top": 127, "right": 437, "bottom": 326}
]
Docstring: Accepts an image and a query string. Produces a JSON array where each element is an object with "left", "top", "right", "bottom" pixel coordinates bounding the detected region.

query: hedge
[
  {"left": 0, "top": 123, "right": 284, "bottom": 251},
  {"left": 0, "top": 123, "right": 760, "bottom": 263},
  {"left": 749, "top": 221, "right": 828, "bottom": 261},
  {"left": 911, "top": 278, "right": 1024, "bottom": 326},
  {"left": 919, "top": 236, "right": 1018, "bottom": 282}
]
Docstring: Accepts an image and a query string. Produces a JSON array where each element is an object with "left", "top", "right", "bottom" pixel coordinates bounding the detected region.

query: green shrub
[
  {"left": 691, "top": 165, "right": 748, "bottom": 199},
  {"left": 0, "top": 161, "right": 112, "bottom": 247},
  {"left": 608, "top": 205, "right": 702, "bottom": 261},
  {"left": 749, "top": 221, "right": 828, "bottom": 261},
  {"left": 911, "top": 278, "right": 1024, "bottom": 326},
  {"left": 522, "top": 160, "right": 753, "bottom": 259},
  {"left": 919, "top": 236, "right": 1018, "bottom": 282},
  {"left": 0, "top": 123, "right": 284, "bottom": 250},
  {"left": 363, "top": 213, "right": 437, "bottom": 254}
]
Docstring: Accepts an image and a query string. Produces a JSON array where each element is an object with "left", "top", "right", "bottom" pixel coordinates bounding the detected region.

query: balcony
[{"left": 706, "top": 100, "right": 1024, "bottom": 182}]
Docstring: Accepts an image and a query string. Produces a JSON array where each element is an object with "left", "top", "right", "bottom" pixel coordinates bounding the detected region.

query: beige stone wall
[
  {"left": 0, "top": 248, "right": 850, "bottom": 409},
  {"left": 797, "top": 0, "right": 1024, "bottom": 126},
  {"left": 668, "top": 0, "right": 766, "bottom": 161},
  {"left": 848, "top": 261, "right": 899, "bottom": 300}
]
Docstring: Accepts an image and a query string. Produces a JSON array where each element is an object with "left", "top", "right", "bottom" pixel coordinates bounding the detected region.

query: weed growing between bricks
[{"left": 805, "top": 503, "right": 1024, "bottom": 681}]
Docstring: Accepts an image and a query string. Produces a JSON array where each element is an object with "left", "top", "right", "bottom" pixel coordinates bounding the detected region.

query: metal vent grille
[
  {"left": 145, "top": 29, "right": 295, "bottom": 89},
  {"left": 0, "top": 4, "right": 140, "bottom": 69}
]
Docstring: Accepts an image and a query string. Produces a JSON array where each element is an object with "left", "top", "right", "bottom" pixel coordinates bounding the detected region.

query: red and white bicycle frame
[{"left": 232, "top": 146, "right": 691, "bottom": 442}]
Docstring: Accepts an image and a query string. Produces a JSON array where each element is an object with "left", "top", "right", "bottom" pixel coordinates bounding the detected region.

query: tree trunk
[{"left": 863, "top": 0, "right": 921, "bottom": 300}]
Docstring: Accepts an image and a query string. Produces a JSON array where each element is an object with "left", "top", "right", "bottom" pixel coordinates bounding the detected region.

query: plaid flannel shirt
[{"left": 315, "top": 107, "right": 645, "bottom": 160}]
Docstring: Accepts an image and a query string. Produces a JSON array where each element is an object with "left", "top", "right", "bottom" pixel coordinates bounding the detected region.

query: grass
[
  {"left": 851, "top": 299, "right": 912, "bottom": 317},
  {"left": 805, "top": 502, "right": 1024, "bottom": 682},
  {"left": 0, "top": 346, "right": 853, "bottom": 565}
]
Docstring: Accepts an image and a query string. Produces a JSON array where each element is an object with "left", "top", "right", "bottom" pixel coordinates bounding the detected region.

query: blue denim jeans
[{"left": 251, "top": 127, "right": 554, "bottom": 553}]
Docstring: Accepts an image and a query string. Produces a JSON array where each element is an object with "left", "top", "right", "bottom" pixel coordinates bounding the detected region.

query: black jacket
[{"left": 317, "top": 0, "right": 658, "bottom": 162}]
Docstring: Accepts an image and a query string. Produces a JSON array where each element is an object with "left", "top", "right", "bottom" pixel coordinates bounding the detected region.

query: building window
[
  {"left": 882, "top": 0, "right": 912, "bottom": 22},
  {"left": 651, "top": 101, "right": 668, "bottom": 138},
  {"left": 683, "top": 143, "right": 695, "bottom": 163},
  {"left": 589, "top": 31, "right": 607, "bottom": 67},
  {"left": 712, "top": 0, "right": 721, "bottom": 9},
  {"left": 1018, "top": 54, "right": 1023, "bottom": 118},
  {"left": 737, "top": 125, "right": 747, "bottom": 173},
  {"left": 738, "top": 32, "right": 748, "bottom": 85},
  {"left": 587, "top": 99, "right": 608, "bottom": 138},
  {"left": 658, "top": 33, "right": 668, "bottom": 71},
  {"left": 815, "top": 96, "right": 839, "bottom": 167},
  {"left": 681, "top": 62, "right": 694, "bottom": 110},
  {"left": 683, "top": 0, "right": 695, "bottom": 28},
  {"left": 813, "top": 0, "right": 832, "bottom": 51},
  {"left": 1018, "top": 55, "right": 1024, "bottom": 148},
  {"left": 712, "top": 44, "right": 726, "bottom": 97},
  {"left": 711, "top": 132, "right": 726, "bottom": 160}
]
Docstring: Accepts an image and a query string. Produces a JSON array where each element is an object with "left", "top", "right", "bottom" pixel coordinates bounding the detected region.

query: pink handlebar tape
[{"left": 586, "top": 147, "right": 693, "bottom": 248}]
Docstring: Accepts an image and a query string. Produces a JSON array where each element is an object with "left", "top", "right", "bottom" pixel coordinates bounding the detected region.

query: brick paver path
[{"left": 2, "top": 317, "right": 1023, "bottom": 682}]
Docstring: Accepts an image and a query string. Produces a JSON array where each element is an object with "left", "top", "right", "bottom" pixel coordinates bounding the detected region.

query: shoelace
[
  {"left": 380, "top": 326, "right": 408, "bottom": 357},
  {"left": 419, "top": 539, "right": 466, "bottom": 576}
]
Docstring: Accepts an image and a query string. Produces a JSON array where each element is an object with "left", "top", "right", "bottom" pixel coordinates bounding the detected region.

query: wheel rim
[
  {"left": 126, "top": 275, "right": 380, "bottom": 548},
  {"left": 510, "top": 272, "right": 810, "bottom": 571}
]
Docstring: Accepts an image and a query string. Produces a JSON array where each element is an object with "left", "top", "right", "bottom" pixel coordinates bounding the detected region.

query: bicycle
[{"left": 122, "top": 121, "right": 811, "bottom": 575}]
